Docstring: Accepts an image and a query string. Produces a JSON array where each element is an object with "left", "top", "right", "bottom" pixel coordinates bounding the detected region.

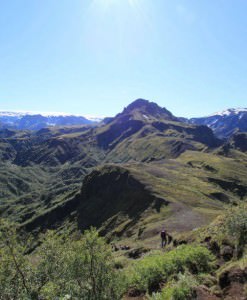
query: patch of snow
[
  {"left": 207, "top": 108, "right": 247, "bottom": 117},
  {"left": 83, "top": 115, "right": 105, "bottom": 122},
  {"left": 0, "top": 110, "right": 76, "bottom": 117},
  {"left": 208, "top": 119, "right": 218, "bottom": 126},
  {"left": 0, "top": 111, "right": 26, "bottom": 118},
  {"left": 142, "top": 114, "right": 149, "bottom": 119},
  {"left": 239, "top": 113, "right": 245, "bottom": 120}
]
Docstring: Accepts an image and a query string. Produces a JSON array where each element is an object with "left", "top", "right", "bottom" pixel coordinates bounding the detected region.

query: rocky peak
[{"left": 120, "top": 99, "right": 177, "bottom": 122}]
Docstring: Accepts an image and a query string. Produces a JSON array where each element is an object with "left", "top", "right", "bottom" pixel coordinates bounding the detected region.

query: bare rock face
[
  {"left": 220, "top": 245, "right": 234, "bottom": 261},
  {"left": 121, "top": 98, "right": 178, "bottom": 121},
  {"left": 194, "top": 285, "right": 220, "bottom": 300},
  {"left": 219, "top": 266, "right": 247, "bottom": 300}
]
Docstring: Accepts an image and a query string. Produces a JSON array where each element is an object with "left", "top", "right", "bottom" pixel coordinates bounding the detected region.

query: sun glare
[{"left": 84, "top": 0, "right": 153, "bottom": 62}]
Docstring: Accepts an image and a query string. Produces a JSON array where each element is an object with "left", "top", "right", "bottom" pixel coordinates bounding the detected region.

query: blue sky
[{"left": 0, "top": 0, "right": 246, "bottom": 117}]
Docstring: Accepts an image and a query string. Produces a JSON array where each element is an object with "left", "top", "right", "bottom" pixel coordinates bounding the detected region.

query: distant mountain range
[
  {"left": 0, "top": 105, "right": 246, "bottom": 139},
  {"left": 0, "top": 111, "right": 104, "bottom": 130},
  {"left": 189, "top": 108, "right": 247, "bottom": 139}
]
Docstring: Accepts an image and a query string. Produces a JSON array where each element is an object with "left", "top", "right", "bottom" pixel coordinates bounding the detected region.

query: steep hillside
[
  {"left": 228, "top": 132, "right": 247, "bottom": 152},
  {"left": 13, "top": 149, "right": 247, "bottom": 246},
  {"left": 213, "top": 132, "right": 247, "bottom": 160},
  {"left": 0, "top": 126, "right": 104, "bottom": 167},
  {"left": 75, "top": 151, "right": 247, "bottom": 246},
  {"left": 0, "top": 161, "right": 88, "bottom": 228}
]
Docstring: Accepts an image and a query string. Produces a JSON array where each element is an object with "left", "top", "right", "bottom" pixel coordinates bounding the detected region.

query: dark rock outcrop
[
  {"left": 77, "top": 165, "right": 169, "bottom": 237},
  {"left": 219, "top": 266, "right": 247, "bottom": 300}
]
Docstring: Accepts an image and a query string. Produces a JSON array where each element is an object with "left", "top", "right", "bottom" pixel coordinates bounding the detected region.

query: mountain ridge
[
  {"left": 0, "top": 98, "right": 246, "bottom": 245},
  {"left": 1, "top": 102, "right": 247, "bottom": 138}
]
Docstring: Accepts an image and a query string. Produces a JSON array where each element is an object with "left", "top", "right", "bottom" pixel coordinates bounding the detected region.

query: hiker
[{"left": 160, "top": 229, "right": 167, "bottom": 248}]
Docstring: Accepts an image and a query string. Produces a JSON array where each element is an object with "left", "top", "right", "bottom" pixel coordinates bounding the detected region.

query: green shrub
[
  {"left": 168, "top": 273, "right": 198, "bottom": 300},
  {"left": 150, "top": 273, "right": 198, "bottom": 300},
  {"left": 58, "top": 228, "right": 126, "bottom": 300},
  {"left": 225, "top": 203, "right": 247, "bottom": 256},
  {"left": 0, "top": 221, "right": 126, "bottom": 300},
  {"left": 128, "top": 245, "right": 215, "bottom": 293}
]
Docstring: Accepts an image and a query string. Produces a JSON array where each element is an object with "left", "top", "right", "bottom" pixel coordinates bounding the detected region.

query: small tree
[
  {"left": 225, "top": 202, "right": 247, "bottom": 257},
  {"left": 0, "top": 219, "right": 32, "bottom": 299},
  {"left": 0, "top": 221, "right": 125, "bottom": 300},
  {"left": 0, "top": 219, "right": 63, "bottom": 299},
  {"left": 60, "top": 228, "right": 125, "bottom": 299}
]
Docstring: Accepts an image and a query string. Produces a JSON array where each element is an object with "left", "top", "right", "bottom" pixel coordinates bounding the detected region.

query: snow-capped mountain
[
  {"left": 208, "top": 108, "right": 247, "bottom": 117},
  {"left": 1, "top": 106, "right": 246, "bottom": 138},
  {"left": 190, "top": 108, "right": 247, "bottom": 139},
  {"left": 0, "top": 111, "right": 104, "bottom": 130},
  {"left": 83, "top": 115, "right": 106, "bottom": 123}
]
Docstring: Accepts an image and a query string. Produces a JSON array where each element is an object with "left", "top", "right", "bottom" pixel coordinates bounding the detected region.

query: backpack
[{"left": 168, "top": 234, "right": 173, "bottom": 244}]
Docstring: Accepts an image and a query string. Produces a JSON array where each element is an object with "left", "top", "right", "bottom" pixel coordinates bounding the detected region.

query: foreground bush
[
  {"left": 57, "top": 228, "right": 125, "bottom": 299},
  {"left": 128, "top": 245, "right": 215, "bottom": 293},
  {"left": 0, "top": 220, "right": 125, "bottom": 300},
  {"left": 149, "top": 272, "right": 198, "bottom": 300}
]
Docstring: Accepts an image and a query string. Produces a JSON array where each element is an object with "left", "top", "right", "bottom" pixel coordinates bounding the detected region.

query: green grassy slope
[
  {"left": 75, "top": 150, "right": 247, "bottom": 249},
  {"left": 0, "top": 162, "right": 88, "bottom": 226}
]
